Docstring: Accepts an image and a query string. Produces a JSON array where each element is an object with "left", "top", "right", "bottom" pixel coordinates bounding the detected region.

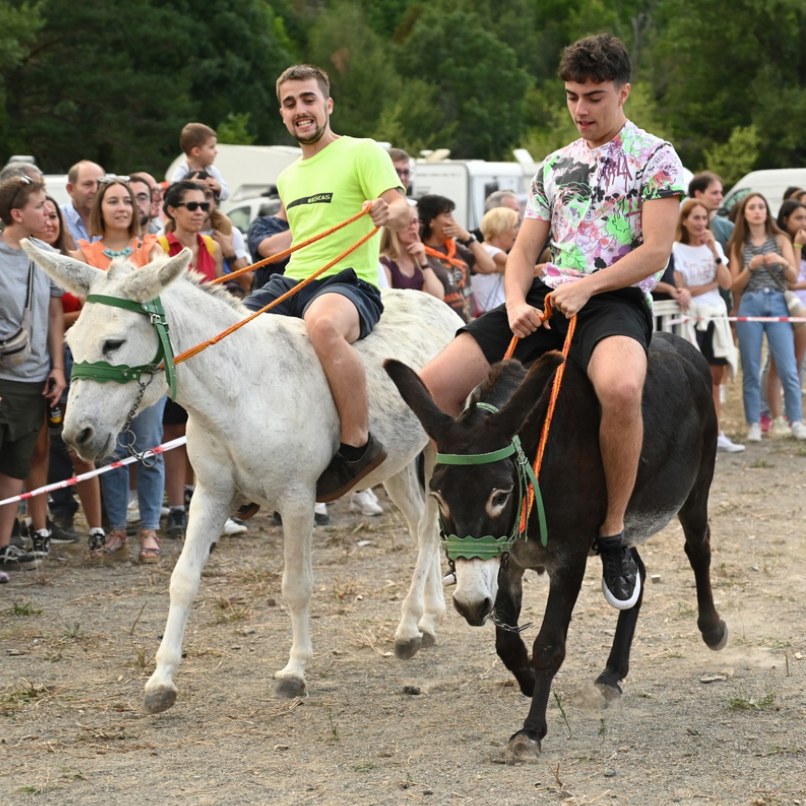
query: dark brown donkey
[{"left": 385, "top": 332, "right": 728, "bottom": 762}]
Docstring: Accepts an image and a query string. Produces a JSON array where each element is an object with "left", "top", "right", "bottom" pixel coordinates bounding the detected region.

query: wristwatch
[{"left": 458, "top": 234, "right": 476, "bottom": 247}]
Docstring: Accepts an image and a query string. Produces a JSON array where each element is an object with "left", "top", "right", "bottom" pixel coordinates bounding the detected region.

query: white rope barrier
[{"left": 0, "top": 436, "right": 187, "bottom": 508}]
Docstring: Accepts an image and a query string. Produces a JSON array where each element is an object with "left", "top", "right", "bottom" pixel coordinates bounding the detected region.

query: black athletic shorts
[{"left": 460, "top": 279, "right": 653, "bottom": 371}]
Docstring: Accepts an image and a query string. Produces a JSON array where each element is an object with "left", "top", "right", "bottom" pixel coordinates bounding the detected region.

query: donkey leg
[
  {"left": 504, "top": 560, "right": 586, "bottom": 763},
  {"left": 384, "top": 460, "right": 445, "bottom": 658},
  {"left": 413, "top": 449, "right": 446, "bottom": 645},
  {"left": 679, "top": 498, "right": 728, "bottom": 650},
  {"left": 274, "top": 510, "right": 314, "bottom": 697},
  {"left": 494, "top": 559, "right": 535, "bottom": 697},
  {"left": 144, "top": 491, "right": 226, "bottom": 713},
  {"left": 595, "top": 547, "right": 645, "bottom": 697}
]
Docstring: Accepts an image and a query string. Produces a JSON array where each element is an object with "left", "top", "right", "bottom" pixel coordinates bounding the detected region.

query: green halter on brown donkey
[{"left": 385, "top": 330, "right": 728, "bottom": 762}]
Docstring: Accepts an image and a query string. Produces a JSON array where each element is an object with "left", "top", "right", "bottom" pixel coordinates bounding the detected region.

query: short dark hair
[
  {"left": 0, "top": 176, "right": 46, "bottom": 225},
  {"left": 417, "top": 194, "right": 455, "bottom": 240},
  {"left": 557, "top": 33, "right": 631, "bottom": 86},
  {"left": 783, "top": 186, "right": 805, "bottom": 202},
  {"left": 688, "top": 171, "right": 723, "bottom": 198},
  {"left": 276, "top": 64, "right": 330, "bottom": 102}
]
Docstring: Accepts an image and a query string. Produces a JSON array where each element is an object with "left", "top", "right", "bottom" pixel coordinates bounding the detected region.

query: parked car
[
  {"left": 225, "top": 195, "right": 282, "bottom": 234},
  {"left": 720, "top": 168, "right": 806, "bottom": 219}
]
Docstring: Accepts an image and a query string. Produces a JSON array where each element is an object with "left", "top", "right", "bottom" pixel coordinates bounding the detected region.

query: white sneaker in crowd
[
  {"left": 350, "top": 488, "right": 384, "bottom": 516},
  {"left": 790, "top": 421, "right": 806, "bottom": 440},
  {"left": 770, "top": 417, "right": 791, "bottom": 439},
  {"left": 126, "top": 499, "right": 140, "bottom": 523},
  {"left": 717, "top": 433, "right": 746, "bottom": 453},
  {"left": 746, "top": 423, "right": 762, "bottom": 443}
]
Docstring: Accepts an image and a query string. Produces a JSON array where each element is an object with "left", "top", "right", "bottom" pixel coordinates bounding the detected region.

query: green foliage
[
  {"left": 395, "top": 7, "right": 530, "bottom": 159},
  {"left": 704, "top": 125, "right": 760, "bottom": 187},
  {"left": 0, "top": 0, "right": 803, "bottom": 176},
  {"left": 218, "top": 113, "right": 256, "bottom": 146},
  {"left": 307, "top": 1, "right": 402, "bottom": 139}
]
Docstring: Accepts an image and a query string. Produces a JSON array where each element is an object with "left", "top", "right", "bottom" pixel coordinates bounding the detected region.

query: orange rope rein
[
  {"left": 502, "top": 293, "right": 577, "bottom": 534},
  {"left": 171, "top": 220, "right": 380, "bottom": 366},
  {"left": 210, "top": 206, "right": 372, "bottom": 286}
]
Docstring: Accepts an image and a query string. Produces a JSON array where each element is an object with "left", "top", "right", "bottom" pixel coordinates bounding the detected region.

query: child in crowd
[{"left": 169, "top": 123, "right": 230, "bottom": 202}]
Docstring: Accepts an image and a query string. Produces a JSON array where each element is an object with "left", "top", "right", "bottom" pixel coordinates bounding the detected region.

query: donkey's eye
[
  {"left": 103, "top": 339, "right": 125, "bottom": 355},
  {"left": 491, "top": 490, "right": 510, "bottom": 509}
]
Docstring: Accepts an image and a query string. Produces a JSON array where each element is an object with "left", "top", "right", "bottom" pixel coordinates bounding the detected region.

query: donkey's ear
[
  {"left": 384, "top": 359, "right": 455, "bottom": 442},
  {"left": 493, "top": 352, "right": 564, "bottom": 439},
  {"left": 20, "top": 238, "right": 104, "bottom": 297},
  {"left": 122, "top": 249, "right": 192, "bottom": 302}
]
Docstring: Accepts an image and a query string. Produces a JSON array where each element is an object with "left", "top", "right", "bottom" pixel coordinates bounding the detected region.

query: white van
[{"left": 721, "top": 168, "right": 806, "bottom": 218}]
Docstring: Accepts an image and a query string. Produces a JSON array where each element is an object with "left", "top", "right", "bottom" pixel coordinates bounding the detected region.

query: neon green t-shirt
[{"left": 278, "top": 136, "right": 403, "bottom": 285}]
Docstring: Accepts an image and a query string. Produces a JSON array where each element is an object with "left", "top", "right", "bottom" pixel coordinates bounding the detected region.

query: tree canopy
[{"left": 0, "top": 0, "right": 804, "bottom": 184}]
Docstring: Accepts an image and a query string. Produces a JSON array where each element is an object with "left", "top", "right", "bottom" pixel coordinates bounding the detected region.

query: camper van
[
  {"left": 411, "top": 149, "right": 538, "bottom": 230},
  {"left": 721, "top": 168, "right": 806, "bottom": 218}
]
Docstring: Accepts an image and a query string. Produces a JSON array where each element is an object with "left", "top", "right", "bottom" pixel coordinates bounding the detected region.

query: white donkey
[{"left": 23, "top": 240, "right": 461, "bottom": 713}]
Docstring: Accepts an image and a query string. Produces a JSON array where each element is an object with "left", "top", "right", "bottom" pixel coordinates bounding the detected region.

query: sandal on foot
[
  {"left": 138, "top": 529, "right": 161, "bottom": 564},
  {"left": 99, "top": 529, "right": 127, "bottom": 558}
]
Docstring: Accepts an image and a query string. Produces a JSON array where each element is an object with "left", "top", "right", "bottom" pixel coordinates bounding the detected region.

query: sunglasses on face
[{"left": 175, "top": 201, "right": 210, "bottom": 212}]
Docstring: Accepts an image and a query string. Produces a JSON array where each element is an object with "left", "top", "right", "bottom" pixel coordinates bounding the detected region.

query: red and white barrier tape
[
  {"left": 667, "top": 314, "right": 806, "bottom": 325},
  {"left": 0, "top": 436, "right": 187, "bottom": 507}
]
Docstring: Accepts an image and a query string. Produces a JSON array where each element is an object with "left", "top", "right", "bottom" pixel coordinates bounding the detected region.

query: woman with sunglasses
[
  {"left": 158, "top": 180, "right": 222, "bottom": 281},
  {"left": 72, "top": 175, "right": 166, "bottom": 564},
  {"left": 156, "top": 181, "right": 222, "bottom": 541}
]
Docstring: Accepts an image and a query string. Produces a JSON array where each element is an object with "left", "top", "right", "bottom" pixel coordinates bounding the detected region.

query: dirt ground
[{"left": 1, "top": 384, "right": 805, "bottom": 806}]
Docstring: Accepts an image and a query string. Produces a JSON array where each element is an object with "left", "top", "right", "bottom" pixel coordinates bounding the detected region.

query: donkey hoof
[
  {"left": 419, "top": 631, "right": 437, "bottom": 649},
  {"left": 394, "top": 635, "right": 422, "bottom": 660},
  {"left": 704, "top": 621, "right": 728, "bottom": 651},
  {"left": 143, "top": 687, "right": 177, "bottom": 714},
  {"left": 594, "top": 677, "right": 623, "bottom": 701},
  {"left": 275, "top": 676, "right": 306, "bottom": 699},
  {"left": 502, "top": 731, "right": 541, "bottom": 764}
]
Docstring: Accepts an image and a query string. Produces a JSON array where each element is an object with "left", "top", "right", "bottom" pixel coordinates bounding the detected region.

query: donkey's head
[
  {"left": 385, "top": 354, "right": 562, "bottom": 625},
  {"left": 21, "top": 239, "right": 191, "bottom": 461}
]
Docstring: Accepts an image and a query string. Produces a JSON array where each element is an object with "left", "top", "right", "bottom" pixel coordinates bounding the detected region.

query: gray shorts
[{"left": 244, "top": 268, "right": 384, "bottom": 339}]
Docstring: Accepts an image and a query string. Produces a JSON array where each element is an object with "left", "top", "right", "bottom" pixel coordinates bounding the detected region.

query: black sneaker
[
  {"left": 315, "top": 434, "right": 387, "bottom": 504},
  {"left": 314, "top": 503, "right": 330, "bottom": 526},
  {"left": 10, "top": 519, "right": 27, "bottom": 550},
  {"left": 166, "top": 508, "right": 186, "bottom": 539},
  {"left": 597, "top": 535, "right": 641, "bottom": 611},
  {"left": 47, "top": 518, "right": 79, "bottom": 544},
  {"left": 0, "top": 544, "right": 38, "bottom": 566},
  {"left": 30, "top": 529, "right": 51, "bottom": 558}
]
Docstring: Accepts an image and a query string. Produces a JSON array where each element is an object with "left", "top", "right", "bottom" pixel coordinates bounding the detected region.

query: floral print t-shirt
[{"left": 527, "top": 120, "right": 685, "bottom": 303}]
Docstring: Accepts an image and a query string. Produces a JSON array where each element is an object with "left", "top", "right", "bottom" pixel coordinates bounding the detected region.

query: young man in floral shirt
[{"left": 420, "top": 33, "right": 686, "bottom": 610}]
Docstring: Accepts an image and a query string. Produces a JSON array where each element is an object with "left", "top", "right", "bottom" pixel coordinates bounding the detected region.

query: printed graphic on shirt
[
  {"left": 287, "top": 193, "right": 334, "bottom": 211},
  {"left": 526, "top": 120, "right": 685, "bottom": 301}
]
